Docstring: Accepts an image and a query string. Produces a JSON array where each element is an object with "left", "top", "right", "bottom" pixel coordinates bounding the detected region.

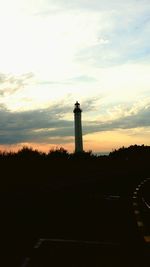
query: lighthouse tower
[{"left": 73, "top": 101, "right": 83, "bottom": 153}]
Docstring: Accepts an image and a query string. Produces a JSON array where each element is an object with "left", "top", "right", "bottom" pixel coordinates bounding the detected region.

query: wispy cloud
[{"left": 0, "top": 72, "right": 34, "bottom": 97}]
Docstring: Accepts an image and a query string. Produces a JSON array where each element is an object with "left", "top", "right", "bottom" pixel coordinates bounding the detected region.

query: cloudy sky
[{"left": 0, "top": 0, "right": 150, "bottom": 153}]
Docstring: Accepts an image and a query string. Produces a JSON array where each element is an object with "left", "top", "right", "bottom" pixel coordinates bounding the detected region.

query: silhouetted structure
[{"left": 73, "top": 101, "right": 83, "bottom": 153}]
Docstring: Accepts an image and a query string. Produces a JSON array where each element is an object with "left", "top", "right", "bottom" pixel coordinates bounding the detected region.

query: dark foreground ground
[
  {"left": 1, "top": 146, "right": 150, "bottom": 266},
  {"left": 1, "top": 179, "right": 150, "bottom": 267}
]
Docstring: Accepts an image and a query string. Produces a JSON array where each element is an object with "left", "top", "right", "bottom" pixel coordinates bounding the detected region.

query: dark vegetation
[
  {"left": 1, "top": 144, "right": 150, "bottom": 266},
  {"left": 1, "top": 144, "right": 150, "bottom": 195}
]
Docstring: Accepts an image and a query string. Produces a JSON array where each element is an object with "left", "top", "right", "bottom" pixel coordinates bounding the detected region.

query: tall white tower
[{"left": 73, "top": 101, "right": 83, "bottom": 153}]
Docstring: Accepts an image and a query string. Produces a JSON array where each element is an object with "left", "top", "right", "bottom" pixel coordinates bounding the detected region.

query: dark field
[{"left": 1, "top": 145, "right": 150, "bottom": 266}]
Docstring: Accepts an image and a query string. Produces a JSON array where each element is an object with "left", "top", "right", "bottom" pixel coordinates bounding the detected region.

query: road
[
  {"left": 132, "top": 178, "right": 150, "bottom": 245},
  {"left": 21, "top": 190, "right": 150, "bottom": 267}
]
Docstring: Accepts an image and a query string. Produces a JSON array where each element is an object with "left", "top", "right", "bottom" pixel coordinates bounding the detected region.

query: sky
[{"left": 0, "top": 0, "right": 150, "bottom": 153}]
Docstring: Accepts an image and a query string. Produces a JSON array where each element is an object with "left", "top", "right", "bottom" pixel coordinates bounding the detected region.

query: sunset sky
[{"left": 0, "top": 0, "right": 150, "bottom": 153}]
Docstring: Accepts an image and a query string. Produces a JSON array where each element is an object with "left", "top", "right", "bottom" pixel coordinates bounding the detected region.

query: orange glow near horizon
[
  {"left": 83, "top": 129, "right": 150, "bottom": 153},
  {"left": 0, "top": 142, "right": 74, "bottom": 153},
  {"left": 0, "top": 128, "right": 150, "bottom": 154}
]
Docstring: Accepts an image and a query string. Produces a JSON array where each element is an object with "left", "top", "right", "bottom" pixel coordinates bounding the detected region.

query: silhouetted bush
[
  {"left": 47, "top": 147, "right": 69, "bottom": 159},
  {"left": 109, "top": 144, "right": 150, "bottom": 159},
  {"left": 0, "top": 144, "right": 150, "bottom": 196}
]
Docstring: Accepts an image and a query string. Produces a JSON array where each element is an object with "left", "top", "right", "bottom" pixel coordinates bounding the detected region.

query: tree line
[{"left": 0, "top": 144, "right": 150, "bottom": 160}]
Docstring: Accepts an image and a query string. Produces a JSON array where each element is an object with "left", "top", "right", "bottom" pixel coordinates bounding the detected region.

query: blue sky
[{"left": 0, "top": 0, "right": 150, "bottom": 152}]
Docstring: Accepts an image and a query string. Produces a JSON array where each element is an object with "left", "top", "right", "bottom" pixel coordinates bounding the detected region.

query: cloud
[
  {"left": 71, "top": 75, "right": 97, "bottom": 83},
  {"left": 0, "top": 0, "right": 150, "bottom": 150},
  {"left": 83, "top": 105, "right": 150, "bottom": 135},
  {"left": 0, "top": 104, "right": 74, "bottom": 144},
  {"left": 35, "top": 0, "right": 150, "bottom": 14},
  {"left": 37, "top": 75, "right": 97, "bottom": 88},
  {"left": 0, "top": 100, "right": 150, "bottom": 145},
  {"left": 0, "top": 72, "right": 34, "bottom": 97},
  {"left": 62, "top": 0, "right": 150, "bottom": 67},
  {"left": 0, "top": 97, "right": 100, "bottom": 144}
]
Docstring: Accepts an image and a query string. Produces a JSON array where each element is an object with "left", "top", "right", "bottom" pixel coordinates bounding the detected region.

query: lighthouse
[{"left": 73, "top": 101, "right": 83, "bottom": 153}]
